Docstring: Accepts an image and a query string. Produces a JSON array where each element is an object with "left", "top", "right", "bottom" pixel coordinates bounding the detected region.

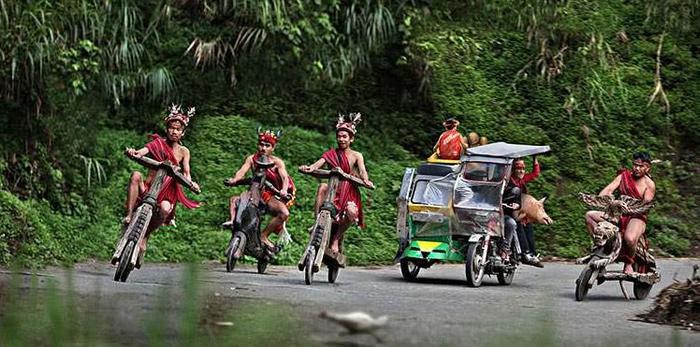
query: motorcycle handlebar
[
  {"left": 125, "top": 151, "right": 200, "bottom": 194},
  {"left": 298, "top": 167, "right": 374, "bottom": 190},
  {"left": 223, "top": 178, "right": 292, "bottom": 202},
  {"left": 223, "top": 178, "right": 252, "bottom": 187}
]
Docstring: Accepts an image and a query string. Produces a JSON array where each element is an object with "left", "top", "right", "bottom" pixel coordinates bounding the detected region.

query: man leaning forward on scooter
[
  {"left": 116, "top": 104, "right": 201, "bottom": 264},
  {"left": 299, "top": 113, "right": 375, "bottom": 254},
  {"left": 223, "top": 129, "right": 295, "bottom": 252}
]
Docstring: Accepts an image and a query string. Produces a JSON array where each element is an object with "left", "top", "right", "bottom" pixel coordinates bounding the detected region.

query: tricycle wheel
[
  {"left": 400, "top": 259, "right": 420, "bottom": 281},
  {"left": 328, "top": 264, "right": 339, "bottom": 283},
  {"left": 497, "top": 270, "right": 514, "bottom": 285},
  {"left": 114, "top": 241, "right": 135, "bottom": 282},
  {"left": 304, "top": 247, "right": 315, "bottom": 285},
  {"left": 226, "top": 234, "right": 244, "bottom": 273},
  {"left": 257, "top": 260, "right": 268, "bottom": 274},
  {"left": 575, "top": 266, "right": 595, "bottom": 301},
  {"left": 465, "top": 242, "right": 485, "bottom": 287}
]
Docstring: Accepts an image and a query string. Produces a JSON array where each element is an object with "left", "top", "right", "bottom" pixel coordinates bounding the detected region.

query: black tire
[
  {"left": 633, "top": 282, "right": 652, "bottom": 300},
  {"left": 328, "top": 264, "right": 339, "bottom": 283},
  {"left": 114, "top": 241, "right": 135, "bottom": 282},
  {"left": 257, "top": 260, "right": 268, "bottom": 274},
  {"left": 497, "top": 270, "right": 515, "bottom": 285},
  {"left": 400, "top": 259, "right": 420, "bottom": 281},
  {"left": 575, "top": 266, "right": 595, "bottom": 301},
  {"left": 304, "top": 247, "right": 316, "bottom": 285},
  {"left": 226, "top": 234, "right": 243, "bottom": 273},
  {"left": 465, "top": 242, "right": 485, "bottom": 287}
]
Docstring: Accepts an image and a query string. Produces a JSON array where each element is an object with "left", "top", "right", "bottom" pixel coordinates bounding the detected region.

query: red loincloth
[
  {"left": 617, "top": 169, "right": 649, "bottom": 265},
  {"left": 252, "top": 153, "right": 296, "bottom": 206},
  {"left": 321, "top": 148, "right": 364, "bottom": 227}
]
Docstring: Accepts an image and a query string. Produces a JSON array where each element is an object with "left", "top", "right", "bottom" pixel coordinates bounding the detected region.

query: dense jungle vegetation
[{"left": 1, "top": 0, "right": 698, "bottom": 266}]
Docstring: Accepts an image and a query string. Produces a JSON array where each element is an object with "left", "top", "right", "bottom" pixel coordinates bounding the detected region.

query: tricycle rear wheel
[
  {"left": 400, "top": 259, "right": 420, "bottom": 281},
  {"left": 497, "top": 270, "right": 514, "bottom": 285}
]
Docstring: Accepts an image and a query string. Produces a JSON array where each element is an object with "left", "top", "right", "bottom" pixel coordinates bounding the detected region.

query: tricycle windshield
[
  {"left": 461, "top": 161, "right": 507, "bottom": 182},
  {"left": 410, "top": 174, "right": 455, "bottom": 207},
  {"left": 453, "top": 178, "right": 502, "bottom": 211}
]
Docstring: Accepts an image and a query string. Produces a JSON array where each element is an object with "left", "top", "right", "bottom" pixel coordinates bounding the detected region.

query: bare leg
[
  {"left": 585, "top": 211, "right": 605, "bottom": 235},
  {"left": 261, "top": 198, "right": 289, "bottom": 249},
  {"left": 124, "top": 171, "right": 146, "bottom": 224},
  {"left": 622, "top": 219, "right": 646, "bottom": 274},
  {"left": 330, "top": 202, "right": 358, "bottom": 253},
  {"left": 314, "top": 183, "right": 328, "bottom": 215}
]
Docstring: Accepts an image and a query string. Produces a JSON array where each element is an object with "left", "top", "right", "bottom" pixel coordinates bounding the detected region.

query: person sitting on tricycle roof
[
  {"left": 223, "top": 129, "right": 295, "bottom": 251},
  {"left": 299, "top": 113, "right": 374, "bottom": 254},
  {"left": 433, "top": 117, "right": 468, "bottom": 160}
]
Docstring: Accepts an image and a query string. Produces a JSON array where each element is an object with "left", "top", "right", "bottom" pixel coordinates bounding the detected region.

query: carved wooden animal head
[{"left": 517, "top": 194, "right": 553, "bottom": 225}]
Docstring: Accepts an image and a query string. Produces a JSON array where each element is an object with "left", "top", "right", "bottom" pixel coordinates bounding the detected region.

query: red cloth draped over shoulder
[
  {"left": 618, "top": 169, "right": 648, "bottom": 228},
  {"left": 252, "top": 153, "right": 296, "bottom": 205},
  {"left": 321, "top": 148, "right": 364, "bottom": 227},
  {"left": 436, "top": 129, "right": 463, "bottom": 160},
  {"left": 142, "top": 135, "right": 199, "bottom": 223},
  {"left": 617, "top": 169, "right": 649, "bottom": 264}
]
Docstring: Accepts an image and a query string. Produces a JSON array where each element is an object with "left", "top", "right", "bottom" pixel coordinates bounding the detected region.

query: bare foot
[
  {"left": 122, "top": 215, "right": 132, "bottom": 226},
  {"left": 623, "top": 263, "right": 634, "bottom": 274}
]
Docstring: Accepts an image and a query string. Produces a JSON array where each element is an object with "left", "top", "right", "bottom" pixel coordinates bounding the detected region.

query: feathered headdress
[
  {"left": 336, "top": 112, "right": 362, "bottom": 136},
  {"left": 257, "top": 127, "right": 282, "bottom": 146},
  {"left": 164, "top": 104, "right": 195, "bottom": 127}
]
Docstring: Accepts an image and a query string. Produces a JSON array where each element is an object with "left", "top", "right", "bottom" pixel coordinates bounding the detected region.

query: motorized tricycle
[
  {"left": 297, "top": 167, "right": 374, "bottom": 285},
  {"left": 395, "top": 142, "right": 550, "bottom": 287},
  {"left": 223, "top": 155, "right": 290, "bottom": 274},
  {"left": 111, "top": 151, "right": 200, "bottom": 282},
  {"left": 575, "top": 193, "right": 660, "bottom": 301}
]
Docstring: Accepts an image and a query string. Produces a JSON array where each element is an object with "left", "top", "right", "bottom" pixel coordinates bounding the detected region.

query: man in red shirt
[
  {"left": 433, "top": 118, "right": 468, "bottom": 160},
  {"left": 510, "top": 156, "right": 543, "bottom": 267}
]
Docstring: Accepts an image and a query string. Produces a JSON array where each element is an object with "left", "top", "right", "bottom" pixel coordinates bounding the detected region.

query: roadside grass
[{"left": 0, "top": 264, "right": 317, "bottom": 346}]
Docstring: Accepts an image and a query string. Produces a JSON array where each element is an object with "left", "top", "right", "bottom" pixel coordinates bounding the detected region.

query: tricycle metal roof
[{"left": 465, "top": 142, "right": 551, "bottom": 159}]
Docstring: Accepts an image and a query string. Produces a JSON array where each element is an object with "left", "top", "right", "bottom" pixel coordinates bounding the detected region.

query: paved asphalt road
[{"left": 1, "top": 259, "right": 698, "bottom": 346}]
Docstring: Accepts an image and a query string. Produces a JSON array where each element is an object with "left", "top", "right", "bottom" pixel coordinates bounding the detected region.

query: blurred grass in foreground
[{"left": 0, "top": 264, "right": 316, "bottom": 346}]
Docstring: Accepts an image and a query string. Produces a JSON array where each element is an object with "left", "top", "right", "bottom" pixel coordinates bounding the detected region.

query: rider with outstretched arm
[
  {"left": 584, "top": 152, "right": 656, "bottom": 274},
  {"left": 117, "top": 105, "right": 201, "bottom": 263},
  {"left": 510, "top": 156, "right": 543, "bottom": 267},
  {"left": 299, "top": 113, "right": 374, "bottom": 254}
]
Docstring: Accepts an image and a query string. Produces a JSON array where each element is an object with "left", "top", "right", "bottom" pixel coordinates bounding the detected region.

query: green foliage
[
  {"left": 0, "top": 190, "right": 60, "bottom": 266},
  {"left": 0, "top": 0, "right": 698, "bottom": 266}
]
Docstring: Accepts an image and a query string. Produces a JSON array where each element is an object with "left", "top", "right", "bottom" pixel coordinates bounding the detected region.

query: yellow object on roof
[
  {"left": 427, "top": 152, "right": 460, "bottom": 164},
  {"left": 408, "top": 203, "right": 449, "bottom": 214}
]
